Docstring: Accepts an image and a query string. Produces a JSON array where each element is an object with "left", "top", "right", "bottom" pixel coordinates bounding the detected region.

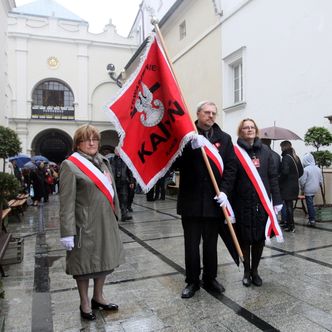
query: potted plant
[{"left": 304, "top": 126, "right": 332, "bottom": 221}]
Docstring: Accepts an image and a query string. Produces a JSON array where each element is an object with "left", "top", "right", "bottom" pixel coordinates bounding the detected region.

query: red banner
[{"left": 106, "top": 34, "right": 195, "bottom": 192}]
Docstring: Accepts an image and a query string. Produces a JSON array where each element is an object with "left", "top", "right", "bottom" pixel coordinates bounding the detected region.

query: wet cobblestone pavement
[{"left": 1, "top": 193, "right": 332, "bottom": 331}]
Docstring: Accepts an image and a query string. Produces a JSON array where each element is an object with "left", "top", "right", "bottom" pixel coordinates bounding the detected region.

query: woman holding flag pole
[
  {"left": 233, "top": 119, "right": 283, "bottom": 287},
  {"left": 59, "top": 125, "right": 124, "bottom": 320}
]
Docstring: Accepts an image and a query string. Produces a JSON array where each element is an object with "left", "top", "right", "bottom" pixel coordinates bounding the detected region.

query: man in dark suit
[{"left": 176, "top": 101, "right": 237, "bottom": 298}]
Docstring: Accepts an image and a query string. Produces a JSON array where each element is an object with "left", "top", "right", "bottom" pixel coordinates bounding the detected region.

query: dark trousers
[
  {"left": 182, "top": 217, "right": 219, "bottom": 284},
  {"left": 116, "top": 181, "right": 129, "bottom": 217},
  {"left": 242, "top": 241, "right": 264, "bottom": 275},
  {"left": 154, "top": 177, "right": 166, "bottom": 200},
  {"left": 127, "top": 184, "right": 135, "bottom": 209},
  {"left": 284, "top": 199, "right": 295, "bottom": 227}
]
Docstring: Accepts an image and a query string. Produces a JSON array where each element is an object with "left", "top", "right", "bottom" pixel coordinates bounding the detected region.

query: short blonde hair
[
  {"left": 237, "top": 118, "right": 260, "bottom": 138},
  {"left": 73, "top": 124, "right": 101, "bottom": 152}
]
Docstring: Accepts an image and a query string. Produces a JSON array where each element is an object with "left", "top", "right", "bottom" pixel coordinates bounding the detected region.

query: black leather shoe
[
  {"left": 181, "top": 283, "right": 200, "bottom": 298},
  {"left": 251, "top": 273, "right": 262, "bottom": 287},
  {"left": 284, "top": 226, "right": 295, "bottom": 233},
  {"left": 91, "top": 298, "right": 119, "bottom": 311},
  {"left": 80, "top": 306, "right": 96, "bottom": 320},
  {"left": 203, "top": 279, "right": 225, "bottom": 294},
  {"left": 242, "top": 273, "right": 252, "bottom": 287},
  {"left": 121, "top": 215, "right": 133, "bottom": 222}
]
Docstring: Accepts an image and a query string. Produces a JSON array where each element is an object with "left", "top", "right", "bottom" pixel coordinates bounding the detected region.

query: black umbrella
[{"left": 219, "top": 222, "right": 239, "bottom": 266}]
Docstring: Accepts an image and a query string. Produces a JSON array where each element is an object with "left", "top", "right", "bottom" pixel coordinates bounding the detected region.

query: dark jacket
[
  {"left": 176, "top": 122, "right": 237, "bottom": 218},
  {"left": 233, "top": 137, "right": 282, "bottom": 244},
  {"left": 279, "top": 148, "right": 304, "bottom": 200},
  {"left": 111, "top": 155, "right": 134, "bottom": 185}
]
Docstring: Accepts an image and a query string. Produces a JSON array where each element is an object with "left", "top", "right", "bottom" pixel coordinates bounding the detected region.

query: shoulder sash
[
  {"left": 234, "top": 144, "right": 283, "bottom": 243},
  {"left": 68, "top": 152, "right": 115, "bottom": 211},
  {"left": 201, "top": 136, "right": 235, "bottom": 223}
]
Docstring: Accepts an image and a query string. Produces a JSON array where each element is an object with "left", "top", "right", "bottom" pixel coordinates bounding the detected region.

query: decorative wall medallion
[{"left": 47, "top": 56, "right": 59, "bottom": 69}]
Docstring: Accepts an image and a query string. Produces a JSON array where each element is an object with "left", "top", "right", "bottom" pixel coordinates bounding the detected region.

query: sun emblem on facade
[{"left": 47, "top": 56, "right": 59, "bottom": 69}]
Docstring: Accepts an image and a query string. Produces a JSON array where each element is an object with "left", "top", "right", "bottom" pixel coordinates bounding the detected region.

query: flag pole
[{"left": 152, "top": 19, "right": 243, "bottom": 263}]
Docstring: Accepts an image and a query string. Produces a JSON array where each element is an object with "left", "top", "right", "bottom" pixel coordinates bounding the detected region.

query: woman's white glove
[
  {"left": 214, "top": 192, "right": 228, "bottom": 207},
  {"left": 60, "top": 236, "right": 74, "bottom": 251},
  {"left": 191, "top": 134, "right": 206, "bottom": 150},
  {"left": 274, "top": 204, "right": 283, "bottom": 214}
]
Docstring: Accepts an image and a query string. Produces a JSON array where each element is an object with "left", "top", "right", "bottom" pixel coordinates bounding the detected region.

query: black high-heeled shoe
[
  {"left": 79, "top": 306, "right": 96, "bottom": 321},
  {"left": 91, "top": 298, "right": 119, "bottom": 311}
]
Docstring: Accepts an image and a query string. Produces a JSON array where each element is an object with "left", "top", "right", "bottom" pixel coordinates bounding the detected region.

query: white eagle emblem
[{"left": 135, "top": 82, "right": 164, "bottom": 127}]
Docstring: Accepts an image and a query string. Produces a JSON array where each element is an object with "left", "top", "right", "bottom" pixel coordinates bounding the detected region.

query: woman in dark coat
[
  {"left": 233, "top": 119, "right": 282, "bottom": 287},
  {"left": 279, "top": 140, "right": 303, "bottom": 232}
]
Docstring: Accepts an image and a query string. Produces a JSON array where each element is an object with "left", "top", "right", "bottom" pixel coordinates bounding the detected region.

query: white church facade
[{"left": 5, "top": 0, "right": 139, "bottom": 162}]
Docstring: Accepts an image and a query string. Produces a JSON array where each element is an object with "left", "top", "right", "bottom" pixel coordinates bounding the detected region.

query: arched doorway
[{"left": 32, "top": 129, "right": 72, "bottom": 163}]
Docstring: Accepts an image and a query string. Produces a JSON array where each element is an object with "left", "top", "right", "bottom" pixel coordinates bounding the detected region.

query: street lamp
[{"left": 107, "top": 64, "right": 123, "bottom": 88}]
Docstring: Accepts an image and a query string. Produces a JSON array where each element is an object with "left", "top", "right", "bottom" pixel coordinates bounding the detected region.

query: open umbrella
[
  {"left": 22, "top": 161, "right": 37, "bottom": 170},
  {"left": 8, "top": 153, "right": 31, "bottom": 168},
  {"left": 259, "top": 126, "right": 302, "bottom": 140},
  {"left": 31, "top": 155, "right": 49, "bottom": 163}
]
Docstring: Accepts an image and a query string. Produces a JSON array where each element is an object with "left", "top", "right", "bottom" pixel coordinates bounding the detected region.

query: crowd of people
[
  {"left": 9, "top": 104, "right": 323, "bottom": 320},
  {"left": 9, "top": 158, "right": 59, "bottom": 206}
]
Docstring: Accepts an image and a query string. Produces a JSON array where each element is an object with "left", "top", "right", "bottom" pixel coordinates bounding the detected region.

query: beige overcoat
[{"left": 59, "top": 154, "right": 125, "bottom": 276}]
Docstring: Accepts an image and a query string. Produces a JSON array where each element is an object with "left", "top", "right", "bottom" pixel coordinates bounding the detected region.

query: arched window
[{"left": 31, "top": 80, "right": 75, "bottom": 120}]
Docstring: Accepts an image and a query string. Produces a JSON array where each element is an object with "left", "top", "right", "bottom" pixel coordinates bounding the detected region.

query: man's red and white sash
[
  {"left": 201, "top": 136, "right": 235, "bottom": 223},
  {"left": 68, "top": 152, "right": 115, "bottom": 211},
  {"left": 234, "top": 144, "right": 284, "bottom": 243}
]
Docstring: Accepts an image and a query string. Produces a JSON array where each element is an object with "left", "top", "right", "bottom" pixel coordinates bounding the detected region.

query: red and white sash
[
  {"left": 201, "top": 136, "right": 236, "bottom": 223},
  {"left": 68, "top": 152, "right": 115, "bottom": 211},
  {"left": 234, "top": 144, "right": 284, "bottom": 243}
]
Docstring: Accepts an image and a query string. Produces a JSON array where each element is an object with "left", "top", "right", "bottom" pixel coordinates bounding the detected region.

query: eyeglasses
[
  {"left": 201, "top": 111, "right": 217, "bottom": 117},
  {"left": 80, "top": 138, "right": 100, "bottom": 143},
  {"left": 242, "top": 126, "right": 256, "bottom": 130}
]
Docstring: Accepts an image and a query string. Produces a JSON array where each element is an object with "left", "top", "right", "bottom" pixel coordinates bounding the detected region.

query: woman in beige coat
[{"left": 59, "top": 124, "right": 125, "bottom": 320}]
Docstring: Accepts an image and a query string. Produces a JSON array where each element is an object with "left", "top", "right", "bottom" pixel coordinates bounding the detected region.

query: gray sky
[{"left": 15, "top": 0, "right": 142, "bottom": 36}]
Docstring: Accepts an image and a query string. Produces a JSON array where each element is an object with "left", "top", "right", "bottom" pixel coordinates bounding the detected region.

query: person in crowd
[
  {"left": 10, "top": 159, "right": 23, "bottom": 185},
  {"left": 154, "top": 173, "right": 167, "bottom": 200},
  {"left": 111, "top": 148, "right": 135, "bottom": 221},
  {"left": 127, "top": 177, "right": 136, "bottom": 212},
  {"left": 261, "top": 138, "right": 281, "bottom": 172},
  {"left": 146, "top": 186, "right": 155, "bottom": 201},
  {"left": 299, "top": 153, "right": 323, "bottom": 227},
  {"left": 59, "top": 124, "right": 124, "bottom": 321},
  {"left": 231, "top": 119, "right": 282, "bottom": 287},
  {"left": 49, "top": 164, "right": 59, "bottom": 194},
  {"left": 21, "top": 168, "right": 31, "bottom": 195},
  {"left": 44, "top": 164, "right": 54, "bottom": 198},
  {"left": 30, "top": 161, "right": 47, "bottom": 206},
  {"left": 176, "top": 101, "right": 237, "bottom": 298},
  {"left": 279, "top": 140, "right": 303, "bottom": 232},
  {"left": 261, "top": 138, "right": 286, "bottom": 224}
]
